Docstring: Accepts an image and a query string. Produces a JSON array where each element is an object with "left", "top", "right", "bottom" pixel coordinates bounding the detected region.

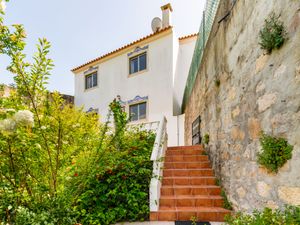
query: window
[
  {"left": 192, "top": 116, "right": 201, "bottom": 145},
  {"left": 85, "top": 72, "right": 97, "bottom": 89},
  {"left": 129, "top": 52, "right": 147, "bottom": 74},
  {"left": 129, "top": 102, "right": 147, "bottom": 121}
]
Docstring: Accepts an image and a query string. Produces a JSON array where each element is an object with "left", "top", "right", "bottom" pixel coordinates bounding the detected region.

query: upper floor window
[
  {"left": 85, "top": 72, "right": 97, "bottom": 89},
  {"left": 129, "top": 102, "right": 147, "bottom": 121},
  {"left": 129, "top": 52, "right": 147, "bottom": 74}
]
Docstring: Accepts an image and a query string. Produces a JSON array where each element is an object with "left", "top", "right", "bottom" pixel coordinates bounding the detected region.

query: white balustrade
[{"left": 149, "top": 116, "right": 168, "bottom": 212}]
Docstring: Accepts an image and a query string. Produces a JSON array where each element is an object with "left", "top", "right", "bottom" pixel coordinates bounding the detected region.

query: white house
[{"left": 71, "top": 3, "right": 197, "bottom": 146}]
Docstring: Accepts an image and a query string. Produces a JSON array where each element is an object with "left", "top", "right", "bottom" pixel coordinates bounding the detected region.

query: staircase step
[
  {"left": 163, "top": 169, "right": 214, "bottom": 177},
  {"left": 162, "top": 177, "right": 216, "bottom": 186},
  {"left": 161, "top": 185, "right": 221, "bottom": 196},
  {"left": 151, "top": 145, "right": 230, "bottom": 222},
  {"left": 165, "top": 155, "right": 209, "bottom": 162},
  {"left": 150, "top": 206, "right": 231, "bottom": 221},
  {"left": 168, "top": 145, "right": 204, "bottom": 151},
  {"left": 166, "top": 149, "right": 205, "bottom": 156},
  {"left": 164, "top": 162, "right": 211, "bottom": 169},
  {"left": 160, "top": 195, "right": 224, "bottom": 207}
]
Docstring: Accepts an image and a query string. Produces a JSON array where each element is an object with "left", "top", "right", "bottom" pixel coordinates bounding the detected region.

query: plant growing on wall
[
  {"left": 203, "top": 133, "right": 210, "bottom": 145},
  {"left": 259, "top": 13, "right": 287, "bottom": 54},
  {"left": 257, "top": 133, "right": 293, "bottom": 173}
]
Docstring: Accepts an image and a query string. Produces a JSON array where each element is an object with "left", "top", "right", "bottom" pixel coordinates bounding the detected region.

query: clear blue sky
[{"left": 0, "top": 1, "right": 205, "bottom": 95}]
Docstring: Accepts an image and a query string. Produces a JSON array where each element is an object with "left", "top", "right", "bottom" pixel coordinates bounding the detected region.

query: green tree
[{"left": 0, "top": 5, "right": 99, "bottom": 224}]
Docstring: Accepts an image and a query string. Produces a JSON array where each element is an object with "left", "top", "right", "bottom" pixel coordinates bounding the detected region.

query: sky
[{"left": 0, "top": 0, "right": 205, "bottom": 95}]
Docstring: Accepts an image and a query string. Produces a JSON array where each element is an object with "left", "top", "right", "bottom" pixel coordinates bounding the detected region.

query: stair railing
[{"left": 149, "top": 116, "right": 168, "bottom": 212}]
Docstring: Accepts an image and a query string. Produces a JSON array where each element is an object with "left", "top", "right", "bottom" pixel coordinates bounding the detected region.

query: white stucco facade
[{"left": 72, "top": 6, "right": 196, "bottom": 146}]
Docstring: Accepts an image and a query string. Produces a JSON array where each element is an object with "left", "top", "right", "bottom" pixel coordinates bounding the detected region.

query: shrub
[
  {"left": 259, "top": 13, "right": 287, "bottom": 54},
  {"left": 225, "top": 206, "right": 300, "bottom": 225},
  {"left": 67, "top": 128, "right": 156, "bottom": 225},
  {"left": 0, "top": 8, "right": 156, "bottom": 225},
  {"left": 258, "top": 133, "right": 293, "bottom": 173}
]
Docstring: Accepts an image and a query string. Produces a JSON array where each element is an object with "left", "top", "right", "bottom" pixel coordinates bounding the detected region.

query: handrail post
[{"left": 149, "top": 116, "right": 168, "bottom": 212}]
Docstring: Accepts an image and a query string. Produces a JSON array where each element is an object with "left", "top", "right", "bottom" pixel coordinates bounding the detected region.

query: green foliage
[
  {"left": 191, "top": 216, "right": 197, "bottom": 225},
  {"left": 221, "top": 189, "right": 233, "bottom": 210},
  {"left": 215, "top": 178, "right": 233, "bottom": 210},
  {"left": 225, "top": 206, "right": 300, "bottom": 225},
  {"left": 258, "top": 132, "right": 293, "bottom": 173},
  {"left": 203, "top": 133, "right": 209, "bottom": 145},
  {"left": 109, "top": 98, "right": 128, "bottom": 149},
  {"left": 259, "top": 13, "right": 287, "bottom": 54},
  {"left": 67, "top": 129, "right": 155, "bottom": 225},
  {"left": 0, "top": 9, "right": 156, "bottom": 225}
]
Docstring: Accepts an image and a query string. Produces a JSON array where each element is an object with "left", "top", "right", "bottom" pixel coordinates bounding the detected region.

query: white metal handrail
[{"left": 149, "top": 116, "right": 168, "bottom": 212}]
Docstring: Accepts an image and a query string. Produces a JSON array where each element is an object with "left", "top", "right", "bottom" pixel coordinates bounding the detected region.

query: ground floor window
[{"left": 129, "top": 102, "right": 147, "bottom": 121}]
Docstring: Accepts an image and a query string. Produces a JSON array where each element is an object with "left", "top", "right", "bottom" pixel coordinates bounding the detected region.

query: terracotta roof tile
[
  {"left": 71, "top": 26, "right": 173, "bottom": 72},
  {"left": 178, "top": 33, "right": 198, "bottom": 41}
]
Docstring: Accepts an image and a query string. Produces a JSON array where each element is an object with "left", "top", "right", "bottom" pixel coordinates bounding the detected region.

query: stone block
[
  {"left": 228, "top": 87, "right": 236, "bottom": 101},
  {"left": 232, "top": 106, "right": 240, "bottom": 118},
  {"left": 256, "top": 81, "right": 265, "bottom": 93},
  {"left": 256, "top": 181, "right": 271, "bottom": 198},
  {"left": 295, "top": 64, "right": 300, "bottom": 80},
  {"left": 255, "top": 54, "right": 269, "bottom": 74},
  {"left": 257, "top": 93, "right": 277, "bottom": 112},
  {"left": 273, "top": 65, "right": 287, "bottom": 79},
  {"left": 248, "top": 118, "right": 261, "bottom": 139},
  {"left": 237, "top": 186, "right": 246, "bottom": 198},
  {"left": 288, "top": 11, "right": 300, "bottom": 34},
  {"left": 231, "top": 127, "right": 245, "bottom": 141},
  {"left": 278, "top": 186, "right": 300, "bottom": 205}
]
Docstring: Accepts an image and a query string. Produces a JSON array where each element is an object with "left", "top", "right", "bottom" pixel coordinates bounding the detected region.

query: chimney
[{"left": 161, "top": 3, "right": 173, "bottom": 29}]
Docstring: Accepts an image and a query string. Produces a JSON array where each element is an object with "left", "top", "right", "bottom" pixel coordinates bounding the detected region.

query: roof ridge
[{"left": 178, "top": 33, "right": 198, "bottom": 40}]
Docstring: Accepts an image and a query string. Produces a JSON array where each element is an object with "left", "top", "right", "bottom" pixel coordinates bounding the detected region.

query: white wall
[
  {"left": 173, "top": 37, "right": 197, "bottom": 115},
  {"left": 75, "top": 33, "right": 176, "bottom": 145},
  {"left": 74, "top": 33, "right": 196, "bottom": 146}
]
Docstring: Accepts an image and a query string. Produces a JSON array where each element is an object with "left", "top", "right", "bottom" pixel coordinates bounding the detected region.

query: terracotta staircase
[{"left": 150, "top": 145, "right": 231, "bottom": 222}]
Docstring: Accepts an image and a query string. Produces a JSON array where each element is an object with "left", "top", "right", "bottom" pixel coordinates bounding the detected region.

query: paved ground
[{"left": 115, "top": 222, "right": 224, "bottom": 225}]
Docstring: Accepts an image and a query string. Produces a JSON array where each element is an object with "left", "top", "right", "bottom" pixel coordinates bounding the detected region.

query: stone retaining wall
[{"left": 184, "top": 0, "right": 300, "bottom": 212}]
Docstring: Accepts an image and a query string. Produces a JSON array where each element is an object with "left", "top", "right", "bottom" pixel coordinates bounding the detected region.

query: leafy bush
[
  {"left": 225, "top": 206, "right": 300, "bottom": 225},
  {"left": 68, "top": 128, "right": 155, "bottom": 225},
  {"left": 0, "top": 7, "right": 156, "bottom": 225},
  {"left": 258, "top": 133, "right": 293, "bottom": 173},
  {"left": 259, "top": 13, "right": 287, "bottom": 54}
]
